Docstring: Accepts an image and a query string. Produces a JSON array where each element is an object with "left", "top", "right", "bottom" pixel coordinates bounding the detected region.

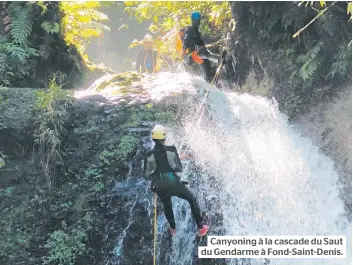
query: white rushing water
[{"left": 146, "top": 73, "right": 352, "bottom": 265}]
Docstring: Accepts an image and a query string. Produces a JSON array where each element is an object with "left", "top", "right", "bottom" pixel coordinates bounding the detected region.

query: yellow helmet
[
  {"left": 151, "top": 125, "right": 166, "bottom": 140},
  {"left": 143, "top": 34, "right": 153, "bottom": 43}
]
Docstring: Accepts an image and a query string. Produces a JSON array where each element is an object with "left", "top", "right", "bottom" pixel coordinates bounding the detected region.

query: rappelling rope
[
  {"left": 178, "top": 57, "right": 223, "bottom": 155},
  {"left": 152, "top": 50, "right": 224, "bottom": 265},
  {"left": 153, "top": 193, "right": 157, "bottom": 265},
  {"left": 159, "top": 53, "right": 172, "bottom": 71}
]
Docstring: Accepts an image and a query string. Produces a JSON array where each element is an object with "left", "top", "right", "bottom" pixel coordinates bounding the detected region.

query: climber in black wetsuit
[
  {"left": 182, "top": 11, "right": 215, "bottom": 82},
  {"left": 135, "top": 34, "right": 158, "bottom": 74},
  {"left": 143, "top": 124, "right": 210, "bottom": 237}
]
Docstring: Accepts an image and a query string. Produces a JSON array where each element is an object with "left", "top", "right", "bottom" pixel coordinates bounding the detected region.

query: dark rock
[
  {"left": 127, "top": 128, "right": 151, "bottom": 133},
  {"left": 142, "top": 122, "right": 155, "bottom": 127},
  {"left": 80, "top": 94, "right": 108, "bottom": 103},
  {"left": 127, "top": 100, "right": 138, "bottom": 107},
  {"left": 118, "top": 99, "right": 128, "bottom": 106},
  {"left": 104, "top": 108, "right": 118, "bottom": 115},
  {"left": 133, "top": 84, "right": 144, "bottom": 89}
]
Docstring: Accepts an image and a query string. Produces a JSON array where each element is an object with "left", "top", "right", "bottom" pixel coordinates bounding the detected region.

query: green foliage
[
  {"left": 0, "top": 226, "right": 30, "bottom": 261},
  {"left": 0, "top": 190, "right": 34, "bottom": 262},
  {"left": 141, "top": 104, "right": 176, "bottom": 123},
  {"left": 124, "top": 1, "right": 232, "bottom": 59},
  {"left": 41, "top": 21, "right": 60, "bottom": 34},
  {"left": 34, "top": 73, "right": 70, "bottom": 191},
  {"left": 0, "top": 2, "right": 38, "bottom": 85},
  {"left": 35, "top": 73, "right": 69, "bottom": 112},
  {"left": 43, "top": 214, "right": 93, "bottom": 265},
  {"left": 296, "top": 2, "right": 351, "bottom": 83},
  {"left": 99, "top": 149, "right": 114, "bottom": 165},
  {"left": 91, "top": 182, "right": 105, "bottom": 192},
  {"left": 85, "top": 167, "right": 101, "bottom": 178},
  {"left": 297, "top": 42, "right": 323, "bottom": 81},
  {"left": 0, "top": 1, "right": 157, "bottom": 87},
  {"left": 74, "top": 118, "right": 101, "bottom": 135},
  {"left": 9, "top": 3, "right": 33, "bottom": 45},
  {"left": 0, "top": 1, "right": 107, "bottom": 87},
  {"left": 59, "top": 1, "right": 110, "bottom": 60},
  {"left": 120, "top": 104, "right": 177, "bottom": 129},
  {"left": 232, "top": 1, "right": 351, "bottom": 91},
  {"left": 117, "top": 135, "right": 139, "bottom": 162},
  {"left": 295, "top": 1, "right": 352, "bottom": 38},
  {"left": 327, "top": 43, "right": 352, "bottom": 79},
  {"left": 138, "top": 105, "right": 155, "bottom": 121},
  {"left": 83, "top": 165, "right": 106, "bottom": 194},
  {"left": 37, "top": 1, "right": 48, "bottom": 15},
  {"left": 0, "top": 187, "right": 14, "bottom": 196},
  {"left": 99, "top": 135, "right": 138, "bottom": 166},
  {"left": 0, "top": 157, "right": 5, "bottom": 169},
  {"left": 155, "top": 109, "right": 176, "bottom": 123}
]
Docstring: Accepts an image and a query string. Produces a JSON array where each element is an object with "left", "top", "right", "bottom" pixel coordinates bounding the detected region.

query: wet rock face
[
  {"left": 0, "top": 88, "right": 37, "bottom": 157},
  {"left": 0, "top": 76, "right": 202, "bottom": 265},
  {"left": 294, "top": 86, "right": 352, "bottom": 213},
  {"left": 103, "top": 161, "right": 230, "bottom": 265},
  {"left": 226, "top": 1, "right": 351, "bottom": 217},
  {"left": 70, "top": 87, "right": 226, "bottom": 265},
  {"left": 101, "top": 178, "right": 153, "bottom": 265}
]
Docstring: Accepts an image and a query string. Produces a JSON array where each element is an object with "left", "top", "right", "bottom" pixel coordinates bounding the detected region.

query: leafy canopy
[
  {"left": 124, "top": 1, "right": 232, "bottom": 59},
  {"left": 0, "top": 1, "right": 110, "bottom": 87},
  {"left": 59, "top": 1, "right": 110, "bottom": 60}
]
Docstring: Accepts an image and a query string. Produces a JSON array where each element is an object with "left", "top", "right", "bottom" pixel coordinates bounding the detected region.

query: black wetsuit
[
  {"left": 143, "top": 142, "right": 204, "bottom": 229},
  {"left": 135, "top": 49, "right": 158, "bottom": 74},
  {"left": 182, "top": 26, "right": 212, "bottom": 82}
]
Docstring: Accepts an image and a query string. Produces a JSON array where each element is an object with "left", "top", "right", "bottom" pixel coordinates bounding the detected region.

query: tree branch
[{"left": 293, "top": 1, "right": 337, "bottom": 38}]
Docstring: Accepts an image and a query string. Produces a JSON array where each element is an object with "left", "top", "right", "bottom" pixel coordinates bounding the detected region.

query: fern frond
[
  {"left": 2, "top": 5, "right": 11, "bottom": 36},
  {"left": 41, "top": 21, "right": 60, "bottom": 34},
  {"left": 315, "top": 11, "right": 339, "bottom": 37},
  {"left": 0, "top": 36, "right": 8, "bottom": 48},
  {"left": 9, "top": 3, "right": 33, "bottom": 45},
  {"left": 299, "top": 58, "right": 319, "bottom": 80},
  {"left": 4, "top": 43, "right": 27, "bottom": 61},
  {"left": 298, "top": 42, "right": 323, "bottom": 81},
  {"left": 326, "top": 43, "right": 352, "bottom": 79},
  {"left": 39, "top": 43, "right": 51, "bottom": 60},
  {"left": 0, "top": 52, "right": 12, "bottom": 86}
]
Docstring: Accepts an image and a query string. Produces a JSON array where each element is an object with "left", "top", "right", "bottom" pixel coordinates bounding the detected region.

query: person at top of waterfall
[
  {"left": 135, "top": 34, "right": 159, "bottom": 74},
  {"left": 143, "top": 125, "right": 210, "bottom": 237},
  {"left": 179, "top": 11, "right": 222, "bottom": 83}
]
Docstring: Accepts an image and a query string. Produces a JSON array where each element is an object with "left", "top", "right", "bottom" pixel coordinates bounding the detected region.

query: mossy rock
[
  {"left": 103, "top": 85, "right": 147, "bottom": 97},
  {"left": 92, "top": 72, "right": 142, "bottom": 92},
  {"left": 0, "top": 87, "right": 37, "bottom": 130}
]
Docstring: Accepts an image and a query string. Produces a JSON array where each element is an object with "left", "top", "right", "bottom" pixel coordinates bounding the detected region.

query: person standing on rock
[
  {"left": 180, "top": 11, "right": 221, "bottom": 83},
  {"left": 135, "top": 34, "right": 159, "bottom": 74},
  {"left": 143, "top": 124, "right": 210, "bottom": 237}
]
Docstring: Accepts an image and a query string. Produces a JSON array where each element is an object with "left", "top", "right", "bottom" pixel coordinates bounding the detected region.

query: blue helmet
[{"left": 191, "top": 11, "right": 201, "bottom": 21}]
